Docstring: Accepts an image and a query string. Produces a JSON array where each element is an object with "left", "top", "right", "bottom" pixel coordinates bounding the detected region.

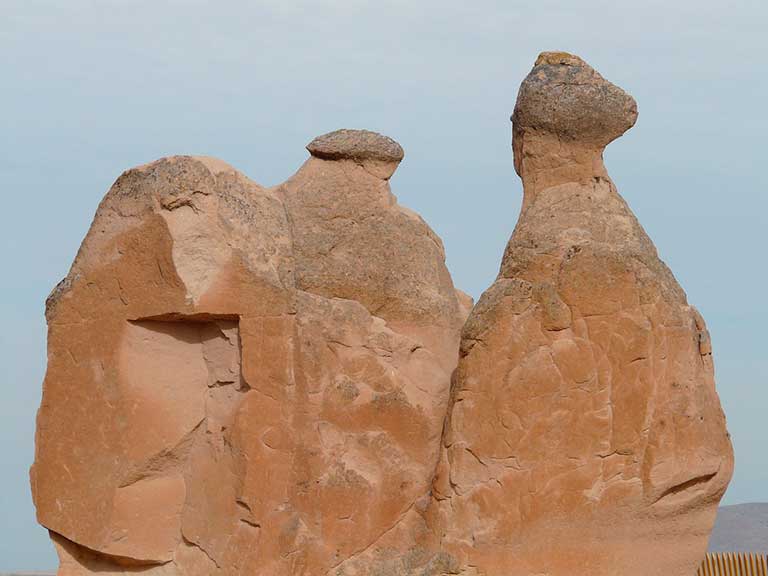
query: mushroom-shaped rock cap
[
  {"left": 512, "top": 51, "right": 638, "bottom": 147},
  {"left": 307, "top": 129, "right": 404, "bottom": 163}
]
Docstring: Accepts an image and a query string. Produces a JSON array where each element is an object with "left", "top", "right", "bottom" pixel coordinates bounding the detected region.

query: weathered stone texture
[
  {"left": 429, "top": 52, "right": 734, "bottom": 576},
  {"left": 32, "top": 138, "right": 466, "bottom": 576},
  {"left": 33, "top": 52, "right": 733, "bottom": 576}
]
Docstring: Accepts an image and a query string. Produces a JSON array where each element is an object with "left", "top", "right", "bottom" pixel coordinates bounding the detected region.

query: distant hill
[{"left": 709, "top": 503, "right": 768, "bottom": 553}]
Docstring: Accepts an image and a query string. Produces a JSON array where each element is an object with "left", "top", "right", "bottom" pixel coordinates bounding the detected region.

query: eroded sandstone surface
[
  {"left": 427, "top": 52, "right": 734, "bottom": 576},
  {"left": 33, "top": 53, "right": 733, "bottom": 576},
  {"left": 32, "top": 131, "right": 468, "bottom": 575}
]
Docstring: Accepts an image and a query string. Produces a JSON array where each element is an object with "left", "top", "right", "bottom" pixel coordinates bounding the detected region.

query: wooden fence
[{"left": 698, "top": 553, "right": 768, "bottom": 575}]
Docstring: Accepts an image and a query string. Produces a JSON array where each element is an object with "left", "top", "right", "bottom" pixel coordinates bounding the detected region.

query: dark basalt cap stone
[
  {"left": 512, "top": 51, "right": 638, "bottom": 147},
  {"left": 307, "top": 129, "right": 405, "bottom": 163}
]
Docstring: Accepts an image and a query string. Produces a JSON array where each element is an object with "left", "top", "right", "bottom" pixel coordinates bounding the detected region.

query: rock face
[
  {"left": 429, "top": 52, "right": 734, "bottom": 575},
  {"left": 32, "top": 131, "right": 468, "bottom": 575},
  {"left": 33, "top": 54, "right": 733, "bottom": 576}
]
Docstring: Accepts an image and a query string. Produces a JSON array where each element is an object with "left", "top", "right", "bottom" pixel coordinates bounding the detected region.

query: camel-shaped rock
[{"left": 32, "top": 53, "right": 732, "bottom": 576}]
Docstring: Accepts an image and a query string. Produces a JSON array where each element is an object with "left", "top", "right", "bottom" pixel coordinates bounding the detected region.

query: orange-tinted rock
[
  {"left": 32, "top": 136, "right": 467, "bottom": 575},
  {"left": 306, "top": 129, "right": 404, "bottom": 180},
  {"left": 429, "top": 52, "right": 734, "bottom": 576},
  {"left": 33, "top": 54, "right": 733, "bottom": 576}
]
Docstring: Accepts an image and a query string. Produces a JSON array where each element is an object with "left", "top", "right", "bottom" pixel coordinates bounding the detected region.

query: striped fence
[{"left": 698, "top": 553, "right": 768, "bottom": 575}]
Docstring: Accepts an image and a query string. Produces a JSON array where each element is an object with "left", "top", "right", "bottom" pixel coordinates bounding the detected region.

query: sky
[{"left": 1, "top": 0, "right": 766, "bottom": 571}]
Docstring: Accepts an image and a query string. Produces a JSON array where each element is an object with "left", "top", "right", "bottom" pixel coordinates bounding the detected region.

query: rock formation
[
  {"left": 428, "top": 52, "right": 734, "bottom": 575},
  {"left": 32, "top": 130, "right": 468, "bottom": 575},
  {"left": 33, "top": 54, "right": 733, "bottom": 576}
]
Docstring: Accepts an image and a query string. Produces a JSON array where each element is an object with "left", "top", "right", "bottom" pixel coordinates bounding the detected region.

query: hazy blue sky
[{"left": 1, "top": 0, "right": 765, "bottom": 571}]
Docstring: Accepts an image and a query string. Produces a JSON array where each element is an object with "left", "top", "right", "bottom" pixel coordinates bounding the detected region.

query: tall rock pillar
[{"left": 430, "top": 52, "right": 734, "bottom": 576}]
